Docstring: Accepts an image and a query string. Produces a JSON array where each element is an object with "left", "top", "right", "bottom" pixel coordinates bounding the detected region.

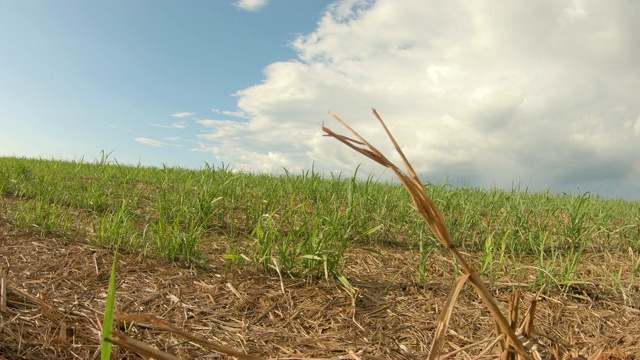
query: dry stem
[{"left": 323, "top": 109, "right": 532, "bottom": 359}]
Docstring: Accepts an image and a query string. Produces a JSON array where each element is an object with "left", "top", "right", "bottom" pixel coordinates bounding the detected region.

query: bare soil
[{"left": 1, "top": 213, "right": 639, "bottom": 359}]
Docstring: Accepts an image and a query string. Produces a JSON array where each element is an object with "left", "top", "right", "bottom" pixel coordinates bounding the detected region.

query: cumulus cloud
[
  {"left": 198, "top": 0, "right": 640, "bottom": 198},
  {"left": 212, "top": 108, "right": 248, "bottom": 118},
  {"left": 172, "top": 112, "right": 194, "bottom": 118},
  {"left": 152, "top": 121, "right": 187, "bottom": 129},
  {"left": 234, "top": 0, "right": 268, "bottom": 12},
  {"left": 135, "top": 137, "right": 172, "bottom": 148}
]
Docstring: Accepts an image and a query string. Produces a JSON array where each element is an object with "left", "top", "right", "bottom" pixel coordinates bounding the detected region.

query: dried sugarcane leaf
[
  {"left": 117, "top": 313, "right": 263, "bottom": 360},
  {"left": 510, "top": 289, "right": 521, "bottom": 330},
  {"left": 107, "top": 331, "right": 181, "bottom": 360},
  {"left": 323, "top": 109, "right": 533, "bottom": 360},
  {"left": 523, "top": 298, "right": 537, "bottom": 337},
  {"left": 427, "top": 273, "right": 470, "bottom": 360},
  {"left": 371, "top": 109, "right": 420, "bottom": 183}
]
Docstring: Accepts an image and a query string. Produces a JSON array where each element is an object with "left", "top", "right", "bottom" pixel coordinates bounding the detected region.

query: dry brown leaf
[{"left": 324, "top": 109, "right": 533, "bottom": 359}]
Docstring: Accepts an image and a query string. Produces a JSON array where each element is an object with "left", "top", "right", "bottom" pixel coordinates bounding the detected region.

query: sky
[{"left": 1, "top": 0, "right": 639, "bottom": 200}]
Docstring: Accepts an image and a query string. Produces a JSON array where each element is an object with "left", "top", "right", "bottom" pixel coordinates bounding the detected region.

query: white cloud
[
  {"left": 198, "top": 0, "right": 640, "bottom": 198},
  {"left": 152, "top": 121, "right": 187, "bottom": 129},
  {"left": 134, "top": 138, "right": 169, "bottom": 147},
  {"left": 212, "top": 108, "right": 248, "bottom": 118},
  {"left": 164, "top": 136, "right": 183, "bottom": 142},
  {"left": 172, "top": 112, "right": 194, "bottom": 118},
  {"left": 234, "top": 0, "right": 268, "bottom": 12}
]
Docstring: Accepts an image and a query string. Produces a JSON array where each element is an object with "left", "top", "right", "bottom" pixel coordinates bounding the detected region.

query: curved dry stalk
[
  {"left": 323, "top": 109, "right": 532, "bottom": 360},
  {"left": 106, "top": 332, "right": 181, "bottom": 360},
  {"left": 116, "top": 313, "right": 263, "bottom": 360},
  {"left": 427, "top": 274, "right": 469, "bottom": 360}
]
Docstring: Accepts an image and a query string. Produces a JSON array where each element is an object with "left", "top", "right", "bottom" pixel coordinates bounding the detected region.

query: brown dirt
[{"left": 1, "top": 213, "right": 639, "bottom": 359}]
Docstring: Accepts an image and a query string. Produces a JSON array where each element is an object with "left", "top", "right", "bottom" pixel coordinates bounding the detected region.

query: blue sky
[
  {"left": 1, "top": 0, "right": 330, "bottom": 167},
  {"left": 1, "top": 0, "right": 639, "bottom": 200}
]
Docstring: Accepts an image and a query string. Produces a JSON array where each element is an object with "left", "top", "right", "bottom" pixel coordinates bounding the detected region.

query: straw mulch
[{"left": 1, "top": 211, "right": 639, "bottom": 359}]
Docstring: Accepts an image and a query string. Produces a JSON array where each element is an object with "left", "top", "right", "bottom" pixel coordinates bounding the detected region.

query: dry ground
[{"left": 1, "top": 214, "right": 639, "bottom": 359}]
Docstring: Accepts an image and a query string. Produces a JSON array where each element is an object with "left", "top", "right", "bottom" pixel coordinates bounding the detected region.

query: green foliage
[
  {"left": 101, "top": 251, "right": 118, "bottom": 360},
  {"left": 0, "top": 155, "right": 639, "bottom": 288}
]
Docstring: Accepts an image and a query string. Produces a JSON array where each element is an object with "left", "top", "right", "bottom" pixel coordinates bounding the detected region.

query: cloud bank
[{"left": 198, "top": 0, "right": 640, "bottom": 198}]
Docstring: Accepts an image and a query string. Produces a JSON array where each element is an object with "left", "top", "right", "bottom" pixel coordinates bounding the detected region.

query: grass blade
[{"left": 101, "top": 250, "right": 118, "bottom": 360}]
